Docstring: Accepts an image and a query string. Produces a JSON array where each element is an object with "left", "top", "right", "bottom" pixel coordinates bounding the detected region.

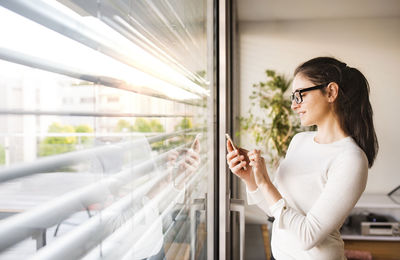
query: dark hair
[{"left": 294, "top": 57, "right": 378, "bottom": 168}]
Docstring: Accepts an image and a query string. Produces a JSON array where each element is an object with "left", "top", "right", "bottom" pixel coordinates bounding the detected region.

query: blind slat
[
  {"left": 0, "top": 146, "right": 190, "bottom": 252},
  {"left": 63, "top": 0, "right": 208, "bottom": 86},
  {"left": 0, "top": 129, "right": 199, "bottom": 183},
  {"left": 83, "top": 167, "right": 205, "bottom": 260},
  {"left": 0, "top": 0, "right": 209, "bottom": 98},
  {"left": 0, "top": 0, "right": 211, "bottom": 258},
  {"left": 0, "top": 109, "right": 194, "bottom": 118},
  {"left": 0, "top": 47, "right": 201, "bottom": 106}
]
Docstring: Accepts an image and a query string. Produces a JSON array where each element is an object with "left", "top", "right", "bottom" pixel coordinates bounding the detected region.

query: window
[
  {"left": 106, "top": 96, "right": 119, "bottom": 103},
  {"left": 80, "top": 97, "right": 96, "bottom": 104},
  {"left": 0, "top": 1, "right": 213, "bottom": 259}
]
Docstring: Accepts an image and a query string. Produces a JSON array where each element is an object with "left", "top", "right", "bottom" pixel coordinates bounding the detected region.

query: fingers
[
  {"left": 247, "top": 149, "right": 261, "bottom": 159},
  {"left": 231, "top": 161, "right": 247, "bottom": 173},
  {"left": 248, "top": 150, "right": 264, "bottom": 168},
  {"left": 183, "top": 162, "right": 196, "bottom": 173},
  {"left": 168, "top": 150, "right": 179, "bottom": 160},
  {"left": 187, "top": 149, "right": 200, "bottom": 161},
  {"left": 167, "top": 150, "right": 179, "bottom": 168},
  {"left": 228, "top": 155, "right": 245, "bottom": 169},
  {"left": 248, "top": 153, "right": 258, "bottom": 161},
  {"left": 191, "top": 136, "right": 201, "bottom": 153},
  {"left": 226, "top": 149, "right": 240, "bottom": 161},
  {"left": 185, "top": 154, "right": 198, "bottom": 166},
  {"left": 226, "top": 139, "right": 234, "bottom": 152}
]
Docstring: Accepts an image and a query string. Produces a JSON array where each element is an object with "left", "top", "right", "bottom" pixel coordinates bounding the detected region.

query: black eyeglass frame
[{"left": 290, "top": 84, "right": 328, "bottom": 104}]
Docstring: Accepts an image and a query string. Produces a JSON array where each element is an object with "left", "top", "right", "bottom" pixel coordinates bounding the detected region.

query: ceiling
[{"left": 237, "top": 0, "right": 400, "bottom": 22}]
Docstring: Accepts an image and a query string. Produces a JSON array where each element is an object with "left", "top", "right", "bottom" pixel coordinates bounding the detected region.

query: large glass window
[{"left": 0, "top": 1, "right": 213, "bottom": 259}]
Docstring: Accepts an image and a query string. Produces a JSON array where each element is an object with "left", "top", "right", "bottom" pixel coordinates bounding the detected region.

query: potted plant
[{"left": 239, "top": 70, "right": 311, "bottom": 170}]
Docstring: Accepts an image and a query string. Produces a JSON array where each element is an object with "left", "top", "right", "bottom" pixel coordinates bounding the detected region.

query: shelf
[
  {"left": 355, "top": 194, "right": 400, "bottom": 209},
  {"left": 342, "top": 234, "right": 400, "bottom": 241},
  {"left": 341, "top": 226, "right": 400, "bottom": 241},
  {"left": 340, "top": 194, "right": 400, "bottom": 241}
]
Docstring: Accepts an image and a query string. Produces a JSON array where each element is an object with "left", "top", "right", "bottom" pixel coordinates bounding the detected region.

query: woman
[{"left": 226, "top": 57, "right": 378, "bottom": 259}]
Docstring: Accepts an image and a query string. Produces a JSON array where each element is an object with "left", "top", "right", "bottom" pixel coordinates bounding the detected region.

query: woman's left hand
[{"left": 248, "top": 149, "right": 270, "bottom": 186}]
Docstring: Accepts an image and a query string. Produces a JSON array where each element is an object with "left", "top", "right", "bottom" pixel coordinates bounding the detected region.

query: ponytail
[{"left": 294, "top": 57, "right": 378, "bottom": 168}]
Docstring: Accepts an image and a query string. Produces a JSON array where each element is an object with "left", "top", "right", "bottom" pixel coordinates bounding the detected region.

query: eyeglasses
[{"left": 290, "top": 84, "right": 327, "bottom": 104}]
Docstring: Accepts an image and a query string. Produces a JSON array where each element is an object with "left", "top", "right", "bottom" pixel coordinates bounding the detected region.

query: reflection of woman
[
  {"left": 227, "top": 57, "right": 378, "bottom": 259},
  {"left": 138, "top": 136, "right": 201, "bottom": 260},
  {"left": 147, "top": 136, "right": 202, "bottom": 198},
  {"left": 101, "top": 135, "right": 201, "bottom": 260}
]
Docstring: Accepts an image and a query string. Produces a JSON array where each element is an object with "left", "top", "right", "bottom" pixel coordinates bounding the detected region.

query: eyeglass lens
[{"left": 291, "top": 92, "right": 302, "bottom": 104}]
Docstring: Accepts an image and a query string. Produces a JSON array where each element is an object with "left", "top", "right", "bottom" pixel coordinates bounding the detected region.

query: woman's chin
[{"left": 300, "top": 119, "right": 313, "bottom": 127}]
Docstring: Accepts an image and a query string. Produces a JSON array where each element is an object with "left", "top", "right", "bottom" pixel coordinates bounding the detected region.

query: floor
[
  {"left": 1, "top": 222, "right": 268, "bottom": 260},
  {"left": 245, "top": 224, "right": 268, "bottom": 260}
]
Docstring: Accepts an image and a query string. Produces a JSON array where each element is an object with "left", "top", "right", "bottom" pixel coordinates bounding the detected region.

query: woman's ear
[{"left": 327, "top": 82, "right": 339, "bottom": 102}]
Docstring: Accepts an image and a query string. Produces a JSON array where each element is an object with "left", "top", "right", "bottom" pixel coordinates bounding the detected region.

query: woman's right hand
[{"left": 226, "top": 140, "right": 257, "bottom": 190}]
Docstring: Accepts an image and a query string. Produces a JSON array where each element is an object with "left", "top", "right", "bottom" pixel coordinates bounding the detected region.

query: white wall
[{"left": 238, "top": 17, "right": 400, "bottom": 221}]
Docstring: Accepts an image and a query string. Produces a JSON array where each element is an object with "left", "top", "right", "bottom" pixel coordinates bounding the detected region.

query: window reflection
[{"left": 0, "top": 0, "right": 210, "bottom": 259}]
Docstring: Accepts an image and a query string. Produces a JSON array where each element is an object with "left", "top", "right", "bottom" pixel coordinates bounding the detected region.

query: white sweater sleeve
[
  {"left": 246, "top": 138, "right": 294, "bottom": 218},
  {"left": 246, "top": 186, "right": 272, "bottom": 216},
  {"left": 269, "top": 150, "right": 368, "bottom": 250}
]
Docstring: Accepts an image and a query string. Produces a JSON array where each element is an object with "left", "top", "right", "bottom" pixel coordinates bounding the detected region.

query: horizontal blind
[{"left": 0, "top": 0, "right": 212, "bottom": 259}]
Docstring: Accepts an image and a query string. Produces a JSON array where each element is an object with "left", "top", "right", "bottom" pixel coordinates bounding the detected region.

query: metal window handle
[
  {"left": 230, "top": 199, "right": 245, "bottom": 260},
  {"left": 32, "top": 229, "right": 47, "bottom": 250},
  {"left": 190, "top": 197, "right": 206, "bottom": 260}
]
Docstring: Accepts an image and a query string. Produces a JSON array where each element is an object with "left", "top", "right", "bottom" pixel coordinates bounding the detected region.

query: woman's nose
[{"left": 291, "top": 99, "right": 300, "bottom": 110}]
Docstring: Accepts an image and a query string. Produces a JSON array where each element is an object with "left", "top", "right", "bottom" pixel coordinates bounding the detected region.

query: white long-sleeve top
[{"left": 247, "top": 131, "right": 368, "bottom": 260}]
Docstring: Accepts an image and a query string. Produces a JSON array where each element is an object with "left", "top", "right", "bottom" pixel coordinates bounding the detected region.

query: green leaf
[{"left": 235, "top": 69, "right": 312, "bottom": 171}]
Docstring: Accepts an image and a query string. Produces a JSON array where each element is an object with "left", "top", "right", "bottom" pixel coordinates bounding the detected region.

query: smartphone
[
  {"left": 175, "top": 133, "right": 201, "bottom": 163},
  {"left": 225, "top": 134, "right": 247, "bottom": 170},
  {"left": 190, "top": 133, "right": 202, "bottom": 152}
]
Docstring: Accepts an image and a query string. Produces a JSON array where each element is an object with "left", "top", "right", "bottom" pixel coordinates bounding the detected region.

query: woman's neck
[{"left": 315, "top": 114, "right": 348, "bottom": 144}]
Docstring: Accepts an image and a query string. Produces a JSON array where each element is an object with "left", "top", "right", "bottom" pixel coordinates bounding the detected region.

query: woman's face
[{"left": 291, "top": 74, "right": 331, "bottom": 127}]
